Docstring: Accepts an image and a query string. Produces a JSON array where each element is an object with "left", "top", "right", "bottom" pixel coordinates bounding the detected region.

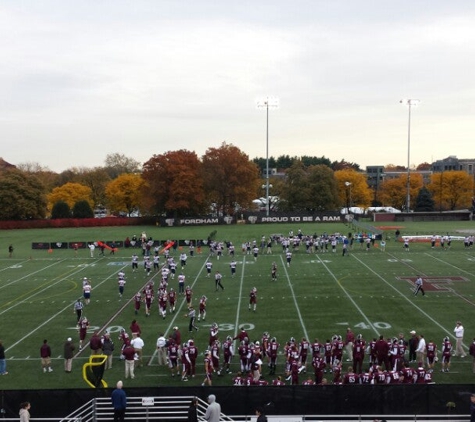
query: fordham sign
[{"left": 159, "top": 213, "right": 342, "bottom": 227}]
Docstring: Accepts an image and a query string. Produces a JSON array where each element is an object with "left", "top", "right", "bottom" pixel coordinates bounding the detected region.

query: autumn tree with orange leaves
[
  {"left": 202, "top": 142, "right": 260, "bottom": 215},
  {"left": 334, "top": 169, "right": 372, "bottom": 210},
  {"left": 378, "top": 173, "right": 423, "bottom": 210},
  {"left": 142, "top": 150, "right": 206, "bottom": 217},
  {"left": 105, "top": 173, "right": 145, "bottom": 215},
  {"left": 428, "top": 171, "right": 474, "bottom": 211}
]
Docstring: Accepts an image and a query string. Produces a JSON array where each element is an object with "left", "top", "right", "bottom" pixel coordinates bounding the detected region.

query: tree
[
  {"left": 202, "top": 142, "right": 261, "bottom": 215},
  {"left": 76, "top": 167, "right": 111, "bottom": 208},
  {"left": 279, "top": 161, "right": 339, "bottom": 212},
  {"left": 378, "top": 173, "right": 423, "bottom": 210},
  {"left": 428, "top": 171, "right": 474, "bottom": 211},
  {"left": 334, "top": 170, "right": 372, "bottom": 210},
  {"left": 104, "top": 153, "right": 141, "bottom": 179},
  {"left": 72, "top": 200, "right": 94, "bottom": 218},
  {"left": 414, "top": 186, "right": 435, "bottom": 211},
  {"left": 416, "top": 162, "right": 432, "bottom": 171},
  {"left": 0, "top": 169, "right": 47, "bottom": 220},
  {"left": 47, "top": 183, "right": 93, "bottom": 212},
  {"left": 142, "top": 150, "right": 206, "bottom": 217},
  {"left": 51, "top": 200, "right": 71, "bottom": 219},
  {"left": 105, "top": 173, "right": 145, "bottom": 215}
]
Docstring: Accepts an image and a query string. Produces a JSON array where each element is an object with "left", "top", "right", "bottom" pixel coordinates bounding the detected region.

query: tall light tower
[
  {"left": 256, "top": 97, "right": 279, "bottom": 216},
  {"left": 400, "top": 99, "right": 420, "bottom": 211}
]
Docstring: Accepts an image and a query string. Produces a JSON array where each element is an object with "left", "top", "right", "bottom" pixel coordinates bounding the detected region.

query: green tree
[
  {"left": 51, "top": 201, "right": 71, "bottom": 219},
  {"left": 72, "top": 200, "right": 94, "bottom": 218},
  {"left": 414, "top": 186, "right": 435, "bottom": 211},
  {"left": 307, "top": 165, "right": 339, "bottom": 211},
  {"left": 0, "top": 169, "right": 47, "bottom": 220}
]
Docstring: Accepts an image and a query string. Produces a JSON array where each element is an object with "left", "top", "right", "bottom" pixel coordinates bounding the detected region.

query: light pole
[
  {"left": 256, "top": 97, "right": 279, "bottom": 216},
  {"left": 400, "top": 98, "right": 420, "bottom": 212},
  {"left": 345, "top": 182, "right": 352, "bottom": 214}
]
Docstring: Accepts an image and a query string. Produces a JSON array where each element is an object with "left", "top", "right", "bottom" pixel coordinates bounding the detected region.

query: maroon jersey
[
  {"left": 168, "top": 290, "right": 176, "bottom": 305},
  {"left": 343, "top": 371, "right": 360, "bottom": 385},
  {"left": 360, "top": 372, "right": 373, "bottom": 384},
  {"left": 185, "top": 287, "right": 192, "bottom": 304},
  {"left": 299, "top": 340, "right": 310, "bottom": 358},
  {"left": 302, "top": 379, "right": 315, "bottom": 385},
  {"left": 204, "top": 356, "right": 213, "bottom": 375},
  {"left": 312, "top": 340, "right": 322, "bottom": 356},
  {"left": 199, "top": 297, "right": 206, "bottom": 312},
  {"left": 387, "top": 370, "right": 401, "bottom": 384},
  {"left": 426, "top": 342, "right": 436, "bottom": 361},
  {"left": 168, "top": 343, "right": 179, "bottom": 364},
  {"left": 134, "top": 292, "right": 142, "bottom": 310},
  {"left": 209, "top": 326, "right": 219, "bottom": 346},
  {"left": 415, "top": 367, "right": 426, "bottom": 384},
  {"left": 272, "top": 379, "right": 286, "bottom": 386},
  {"left": 232, "top": 376, "right": 245, "bottom": 386},
  {"left": 122, "top": 345, "right": 135, "bottom": 361},
  {"left": 442, "top": 340, "right": 452, "bottom": 358},
  {"left": 79, "top": 318, "right": 89, "bottom": 340},
  {"left": 249, "top": 289, "right": 257, "bottom": 304},
  {"left": 374, "top": 369, "right": 387, "bottom": 384},
  {"left": 401, "top": 366, "right": 415, "bottom": 384}
]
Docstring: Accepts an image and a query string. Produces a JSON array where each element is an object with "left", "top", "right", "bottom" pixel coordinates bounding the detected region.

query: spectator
[
  {"left": 63, "top": 337, "right": 75, "bottom": 373},
  {"left": 204, "top": 394, "right": 221, "bottom": 422},
  {"left": 111, "top": 380, "right": 127, "bottom": 422}
]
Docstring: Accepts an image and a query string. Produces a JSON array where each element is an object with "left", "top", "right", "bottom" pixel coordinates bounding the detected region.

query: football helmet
[
  {"left": 188, "top": 339, "right": 194, "bottom": 346},
  {"left": 271, "top": 337, "right": 276, "bottom": 343},
  {"left": 226, "top": 336, "right": 232, "bottom": 341},
  {"left": 212, "top": 322, "right": 218, "bottom": 329},
  {"left": 332, "top": 335, "right": 338, "bottom": 341},
  {"left": 357, "top": 334, "right": 363, "bottom": 340},
  {"left": 255, "top": 341, "right": 260, "bottom": 346},
  {"left": 398, "top": 339, "right": 405, "bottom": 345},
  {"left": 290, "top": 337, "right": 295, "bottom": 343},
  {"left": 205, "top": 350, "right": 210, "bottom": 356},
  {"left": 263, "top": 331, "right": 269, "bottom": 337},
  {"left": 443, "top": 336, "right": 449, "bottom": 342},
  {"left": 337, "top": 335, "right": 342, "bottom": 341}
]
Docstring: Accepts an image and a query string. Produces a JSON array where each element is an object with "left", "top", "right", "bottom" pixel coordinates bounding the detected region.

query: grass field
[{"left": 0, "top": 220, "right": 475, "bottom": 390}]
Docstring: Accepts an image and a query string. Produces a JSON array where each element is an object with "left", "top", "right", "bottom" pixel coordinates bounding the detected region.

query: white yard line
[
  {"left": 0, "top": 259, "right": 67, "bottom": 291},
  {"left": 232, "top": 256, "right": 247, "bottom": 345},
  {"left": 351, "top": 254, "right": 465, "bottom": 346},
  {"left": 316, "top": 255, "right": 380, "bottom": 337},
  {"left": 424, "top": 252, "right": 475, "bottom": 277},
  {"left": 279, "top": 255, "right": 310, "bottom": 340}
]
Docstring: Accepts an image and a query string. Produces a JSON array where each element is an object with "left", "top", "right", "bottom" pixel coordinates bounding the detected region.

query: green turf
[{"left": 0, "top": 220, "right": 474, "bottom": 389}]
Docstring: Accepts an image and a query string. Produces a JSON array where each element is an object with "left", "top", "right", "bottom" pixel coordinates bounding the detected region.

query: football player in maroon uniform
[
  {"left": 185, "top": 286, "right": 193, "bottom": 308},
  {"left": 167, "top": 341, "right": 179, "bottom": 377},
  {"left": 187, "top": 339, "right": 198, "bottom": 377},
  {"left": 272, "top": 376, "right": 286, "bottom": 386},
  {"left": 375, "top": 335, "right": 390, "bottom": 370},
  {"left": 211, "top": 340, "right": 220, "bottom": 373},
  {"left": 323, "top": 339, "right": 333, "bottom": 370},
  {"left": 143, "top": 284, "right": 153, "bottom": 317},
  {"left": 302, "top": 376, "right": 315, "bottom": 386},
  {"left": 299, "top": 337, "right": 310, "bottom": 372},
  {"left": 78, "top": 316, "right": 89, "bottom": 351},
  {"left": 289, "top": 359, "right": 300, "bottom": 385},
  {"left": 415, "top": 362, "right": 426, "bottom": 384},
  {"left": 342, "top": 366, "right": 360, "bottom": 385},
  {"left": 267, "top": 337, "right": 279, "bottom": 375},
  {"left": 232, "top": 371, "right": 245, "bottom": 386},
  {"left": 271, "top": 262, "right": 277, "bottom": 281},
  {"left": 239, "top": 341, "right": 249, "bottom": 372},
  {"left": 249, "top": 287, "right": 257, "bottom": 312},
  {"left": 233, "top": 327, "right": 249, "bottom": 343},
  {"left": 386, "top": 369, "right": 401, "bottom": 384},
  {"left": 198, "top": 295, "right": 207, "bottom": 321},
  {"left": 202, "top": 350, "right": 213, "bottom": 386},
  {"left": 312, "top": 355, "right": 326, "bottom": 384},
  {"left": 158, "top": 290, "right": 168, "bottom": 319},
  {"left": 133, "top": 292, "right": 142, "bottom": 315},
  {"left": 209, "top": 323, "right": 219, "bottom": 347},
  {"left": 426, "top": 339, "right": 437, "bottom": 370},
  {"left": 368, "top": 338, "right": 377, "bottom": 366},
  {"left": 221, "top": 336, "right": 234, "bottom": 374},
  {"left": 360, "top": 371, "right": 374, "bottom": 385},
  {"left": 168, "top": 288, "right": 176, "bottom": 313},
  {"left": 352, "top": 335, "right": 365, "bottom": 374},
  {"left": 400, "top": 362, "right": 415, "bottom": 384},
  {"left": 311, "top": 338, "right": 322, "bottom": 358},
  {"left": 180, "top": 342, "right": 191, "bottom": 381},
  {"left": 441, "top": 337, "right": 452, "bottom": 372}
]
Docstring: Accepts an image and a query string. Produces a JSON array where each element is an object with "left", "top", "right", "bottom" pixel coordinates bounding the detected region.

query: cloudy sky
[{"left": 1, "top": 1, "right": 475, "bottom": 173}]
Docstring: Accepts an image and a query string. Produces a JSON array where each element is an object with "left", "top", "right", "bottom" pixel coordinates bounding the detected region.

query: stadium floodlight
[
  {"left": 400, "top": 99, "right": 420, "bottom": 212},
  {"left": 256, "top": 97, "right": 279, "bottom": 217}
]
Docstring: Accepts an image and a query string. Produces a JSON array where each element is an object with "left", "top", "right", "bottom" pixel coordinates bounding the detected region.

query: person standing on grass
[
  {"left": 19, "top": 402, "right": 31, "bottom": 422},
  {"left": 63, "top": 337, "right": 75, "bottom": 373},
  {"left": 111, "top": 380, "right": 127, "bottom": 422},
  {"left": 102, "top": 332, "right": 115, "bottom": 370},
  {"left": 0, "top": 339, "right": 7, "bottom": 375},
  {"left": 214, "top": 271, "right": 224, "bottom": 291},
  {"left": 454, "top": 321, "right": 467, "bottom": 357},
  {"left": 73, "top": 298, "right": 83, "bottom": 323},
  {"left": 414, "top": 276, "right": 425, "bottom": 296},
  {"left": 40, "top": 339, "right": 53, "bottom": 373},
  {"left": 8, "top": 244, "right": 14, "bottom": 258}
]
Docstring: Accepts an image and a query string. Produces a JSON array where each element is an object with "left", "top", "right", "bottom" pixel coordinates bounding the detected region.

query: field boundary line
[
  {"left": 0, "top": 259, "right": 67, "bottom": 291},
  {"left": 316, "top": 255, "right": 380, "bottom": 337},
  {"left": 424, "top": 252, "right": 475, "bottom": 277},
  {"left": 279, "top": 255, "right": 309, "bottom": 340},
  {"left": 351, "top": 254, "right": 467, "bottom": 347}
]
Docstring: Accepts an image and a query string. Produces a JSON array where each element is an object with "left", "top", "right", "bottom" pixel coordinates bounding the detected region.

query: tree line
[{"left": 0, "top": 146, "right": 473, "bottom": 221}]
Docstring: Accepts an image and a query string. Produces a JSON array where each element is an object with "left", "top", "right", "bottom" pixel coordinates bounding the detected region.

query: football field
[{"left": 0, "top": 221, "right": 474, "bottom": 389}]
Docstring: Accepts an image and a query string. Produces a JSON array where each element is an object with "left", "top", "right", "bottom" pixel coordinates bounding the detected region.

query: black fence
[{"left": 1, "top": 385, "right": 474, "bottom": 419}]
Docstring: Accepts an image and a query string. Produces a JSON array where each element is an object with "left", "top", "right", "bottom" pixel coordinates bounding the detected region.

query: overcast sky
[{"left": 1, "top": 1, "right": 475, "bottom": 173}]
